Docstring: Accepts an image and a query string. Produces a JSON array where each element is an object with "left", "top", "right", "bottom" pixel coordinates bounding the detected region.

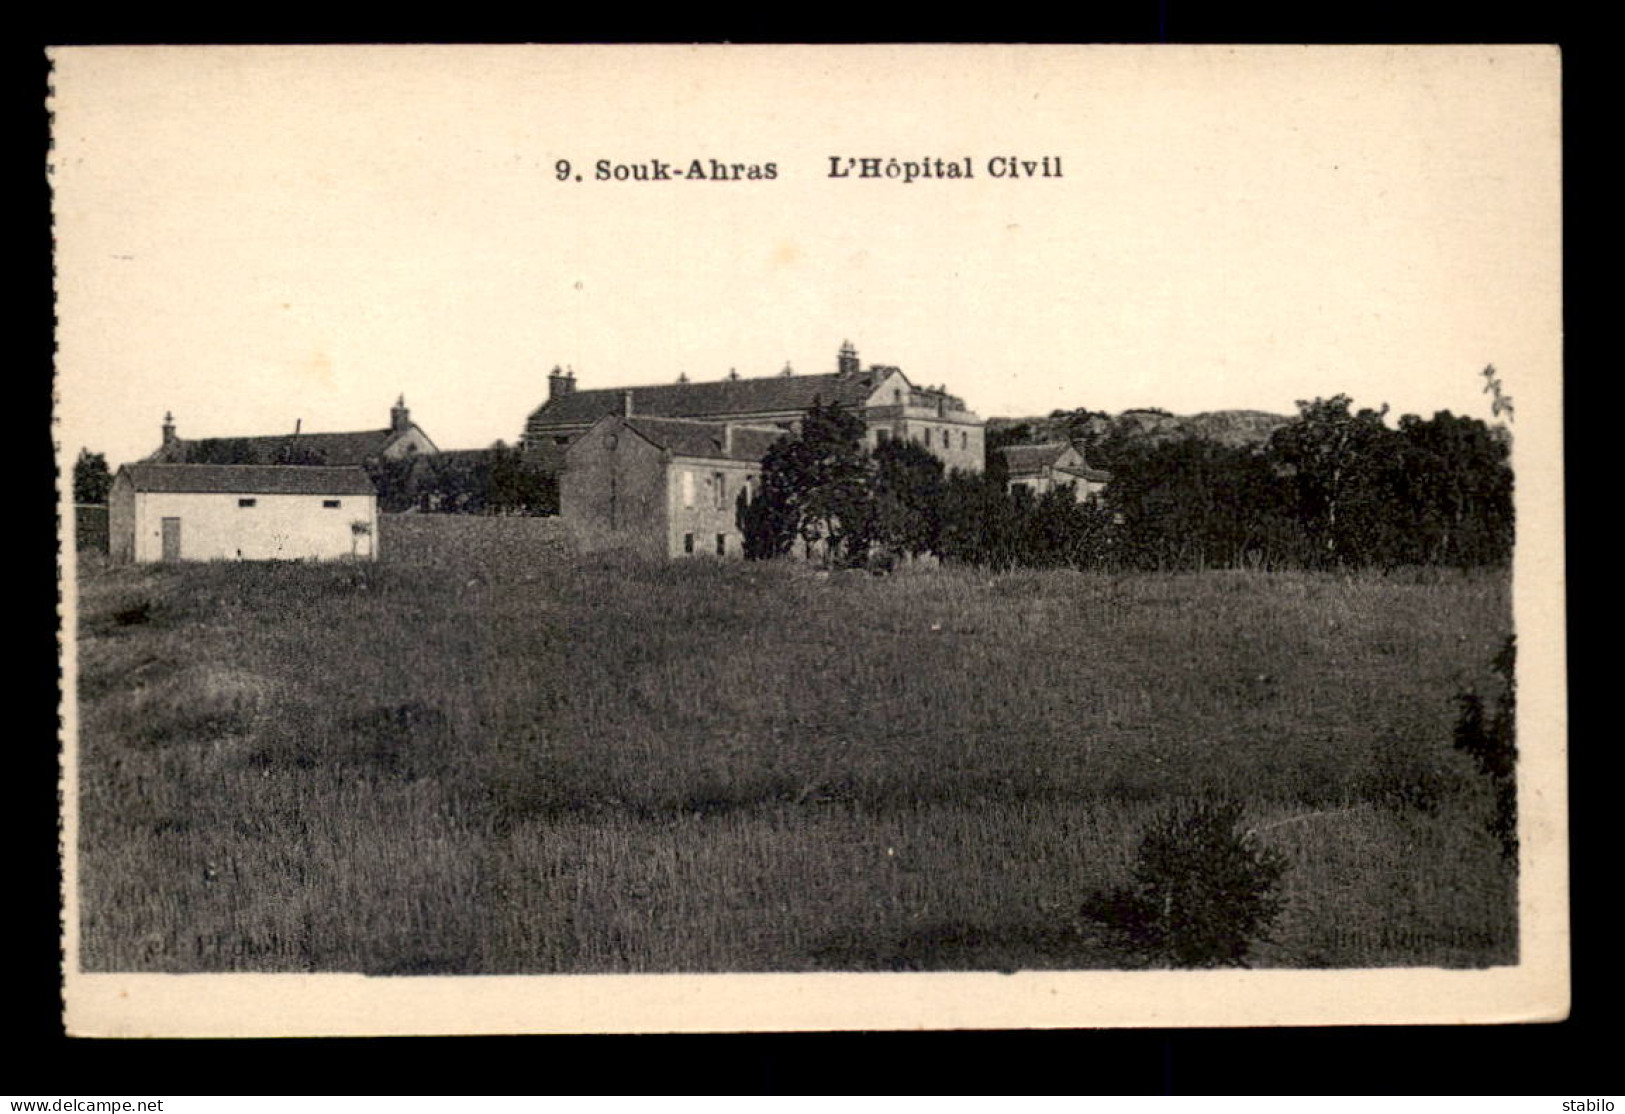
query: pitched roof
[
  {"left": 621, "top": 417, "right": 786, "bottom": 462},
  {"left": 999, "top": 442, "right": 1073, "bottom": 474},
  {"left": 527, "top": 371, "right": 884, "bottom": 431},
  {"left": 1056, "top": 464, "right": 1113, "bottom": 483},
  {"left": 149, "top": 429, "right": 405, "bottom": 466},
  {"left": 120, "top": 463, "right": 377, "bottom": 496}
]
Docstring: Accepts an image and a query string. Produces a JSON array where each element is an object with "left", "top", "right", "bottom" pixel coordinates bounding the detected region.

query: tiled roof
[
  {"left": 621, "top": 417, "right": 786, "bottom": 462},
  {"left": 149, "top": 429, "right": 402, "bottom": 466},
  {"left": 1056, "top": 464, "right": 1113, "bottom": 483},
  {"left": 527, "top": 371, "right": 882, "bottom": 431},
  {"left": 998, "top": 442, "right": 1072, "bottom": 474},
  {"left": 121, "top": 463, "right": 378, "bottom": 496}
]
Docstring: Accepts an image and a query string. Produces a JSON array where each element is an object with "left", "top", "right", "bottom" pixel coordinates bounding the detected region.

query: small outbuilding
[
  {"left": 999, "top": 442, "right": 1112, "bottom": 503},
  {"left": 109, "top": 463, "right": 379, "bottom": 563}
]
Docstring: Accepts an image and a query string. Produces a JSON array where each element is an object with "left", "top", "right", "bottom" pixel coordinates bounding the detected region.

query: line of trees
[
  {"left": 737, "top": 395, "right": 1513, "bottom": 571},
  {"left": 372, "top": 443, "right": 558, "bottom": 515}
]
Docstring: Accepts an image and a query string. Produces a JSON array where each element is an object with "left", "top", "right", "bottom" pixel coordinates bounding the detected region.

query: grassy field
[{"left": 75, "top": 515, "right": 1517, "bottom": 972}]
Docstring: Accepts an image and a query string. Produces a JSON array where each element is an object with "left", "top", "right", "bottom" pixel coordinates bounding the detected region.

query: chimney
[
  {"left": 295, "top": 418, "right": 303, "bottom": 435},
  {"left": 161, "top": 411, "right": 176, "bottom": 447},
  {"left": 390, "top": 394, "right": 410, "bottom": 432},
  {"left": 781, "top": 361, "right": 793, "bottom": 377},
  {"left": 547, "top": 365, "right": 576, "bottom": 400},
  {"left": 727, "top": 367, "right": 740, "bottom": 381},
  {"left": 621, "top": 389, "right": 634, "bottom": 417},
  {"left": 837, "top": 340, "right": 859, "bottom": 378}
]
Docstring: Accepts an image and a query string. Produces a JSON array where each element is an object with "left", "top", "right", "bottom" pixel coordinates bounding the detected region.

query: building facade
[
  {"left": 999, "top": 442, "right": 1113, "bottom": 502},
  {"left": 109, "top": 464, "right": 379, "bottom": 562},
  {"left": 524, "top": 342, "right": 985, "bottom": 474},
  {"left": 560, "top": 414, "right": 785, "bottom": 559}
]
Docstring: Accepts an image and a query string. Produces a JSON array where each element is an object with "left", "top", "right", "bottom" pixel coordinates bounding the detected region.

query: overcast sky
[{"left": 51, "top": 45, "right": 1560, "bottom": 468}]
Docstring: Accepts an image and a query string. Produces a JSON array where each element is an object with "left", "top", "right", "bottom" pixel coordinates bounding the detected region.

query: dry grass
[{"left": 75, "top": 516, "right": 1516, "bottom": 972}]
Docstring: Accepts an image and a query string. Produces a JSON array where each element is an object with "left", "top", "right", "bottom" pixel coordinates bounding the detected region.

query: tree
[
  {"left": 1268, "top": 395, "right": 1400, "bottom": 566},
  {"left": 737, "top": 400, "right": 872, "bottom": 565},
  {"left": 272, "top": 441, "right": 329, "bottom": 465},
  {"left": 73, "top": 449, "right": 113, "bottom": 504},
  {"left": 868, "top": 438, "right": 946, "bottom": 558},
  {"left": 187, "top": 437, "right": 260, "bottom": 464},
  {"left": 936, "top": 469, "right": 1024, "bottom": 570},
  {"left": 1395, "top": 411, "right": 1513, "bottom": 566},
  {"left": 369, "top": 456, "right": 420, "bottom": 513},
  {"left": 1107, "top": 436, "right": 1305, "bottom": 570},
  {"left": 488, "top": 441, "right": 559, "bottom": 515}
]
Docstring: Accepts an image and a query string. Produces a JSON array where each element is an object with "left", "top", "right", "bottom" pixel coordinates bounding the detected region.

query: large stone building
[
  {"left": 561, "top": 414, "right": 785, "bottom": 559},
  {"left": 109, "top": 463, "right": 379, "bottom": 562},
  {"left": 145, "top": 397, "right": 438, "bottom": 466},
  {"left": 524, "top": 342, "right": 985, "bottom": 474}
]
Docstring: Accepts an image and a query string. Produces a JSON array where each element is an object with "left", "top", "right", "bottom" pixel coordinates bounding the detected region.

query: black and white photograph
[{"left": 51, "top": 44, "right": 1567, "bottom": 1035}]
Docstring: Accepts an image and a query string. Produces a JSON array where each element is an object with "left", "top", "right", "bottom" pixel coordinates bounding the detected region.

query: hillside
[{"left": 987, "top": 408, "right": 1292, "bottom": 453}]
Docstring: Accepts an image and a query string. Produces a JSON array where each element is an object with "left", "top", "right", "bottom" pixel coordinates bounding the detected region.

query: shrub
[
  {"left": 1453, "top": 635, "right": 1517, "bottom": 862},
  {"left": 1084, "top": 799, "right": 1288, "bottom": 967}
]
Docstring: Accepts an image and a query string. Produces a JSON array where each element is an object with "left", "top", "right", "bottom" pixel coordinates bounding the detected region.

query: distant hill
[{"left": 987, "top": 408, "right": 1293, "bottom": 455}]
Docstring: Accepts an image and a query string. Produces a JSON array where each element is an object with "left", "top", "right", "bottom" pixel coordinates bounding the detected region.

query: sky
[{"left": 50, "top": 45, "right": 1561, "bottom": 468}]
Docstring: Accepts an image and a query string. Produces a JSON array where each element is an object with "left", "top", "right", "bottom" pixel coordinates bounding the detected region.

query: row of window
[
  {"left": 237, "top": 498, "right": 344, "bottom": 508},
  {"left": 683, "top": 532, "right": 729, "bottom": 556},
  {"left": 876, "top": 427, "right": 971, "bottom": 451}
]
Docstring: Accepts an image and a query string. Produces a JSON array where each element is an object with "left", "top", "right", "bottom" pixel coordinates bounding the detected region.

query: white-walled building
[
  {"left": 109, "top": 464, "right": 379, "bottom": 563},
  {"left": 999, "top": 442, "right": 1112, "bottom": 502}
]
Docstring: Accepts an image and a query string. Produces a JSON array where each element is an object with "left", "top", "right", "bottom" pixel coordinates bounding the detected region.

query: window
[
  {"left": 876, "top": 428, "right": 890, "bottom": 445},
  {"left": 681, "top": 470, "right": 695, "bottom": 508},
  {"left": 716, "top": 533, "right": 726, "bottom": 556},
  {"left": 237, "top": 498, "right": 257, "bottom": 508},
  {"left": 323, "top": 499, "right": 341, "bottom": 509},
  {"left": 960, "top": 431, "right": 968, "bottom": 450},
  {"left": 714, "top": 472, "right": 726, "bottom": 509},
  {"left": 893, "top": 389, "right": 902, "bottom": 404},
  {"left": 683, "top": 533, "right": 694, "bottom": 554}
]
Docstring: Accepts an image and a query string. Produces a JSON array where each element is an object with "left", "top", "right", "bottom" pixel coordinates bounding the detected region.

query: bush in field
[
  {"left": 1084, "top": 800, "right": 1287, "bottom": 968},
  {"left": 1454, "top": 635, "right": 1517, "bottom": 862}
]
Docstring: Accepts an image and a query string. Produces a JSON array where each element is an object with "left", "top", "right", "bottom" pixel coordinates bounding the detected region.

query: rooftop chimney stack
[
  {"left": 548, "top": 365, "right": 577, "bottom": 400},
  {"left": 161, "top": 411, "right": 176, "bottom": 447},
  {"left": 390, "top": 394, "right": 410, "bottom": 432},
  {"left": 837, "top": 340, "right": 859, "bottom": 378}
]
